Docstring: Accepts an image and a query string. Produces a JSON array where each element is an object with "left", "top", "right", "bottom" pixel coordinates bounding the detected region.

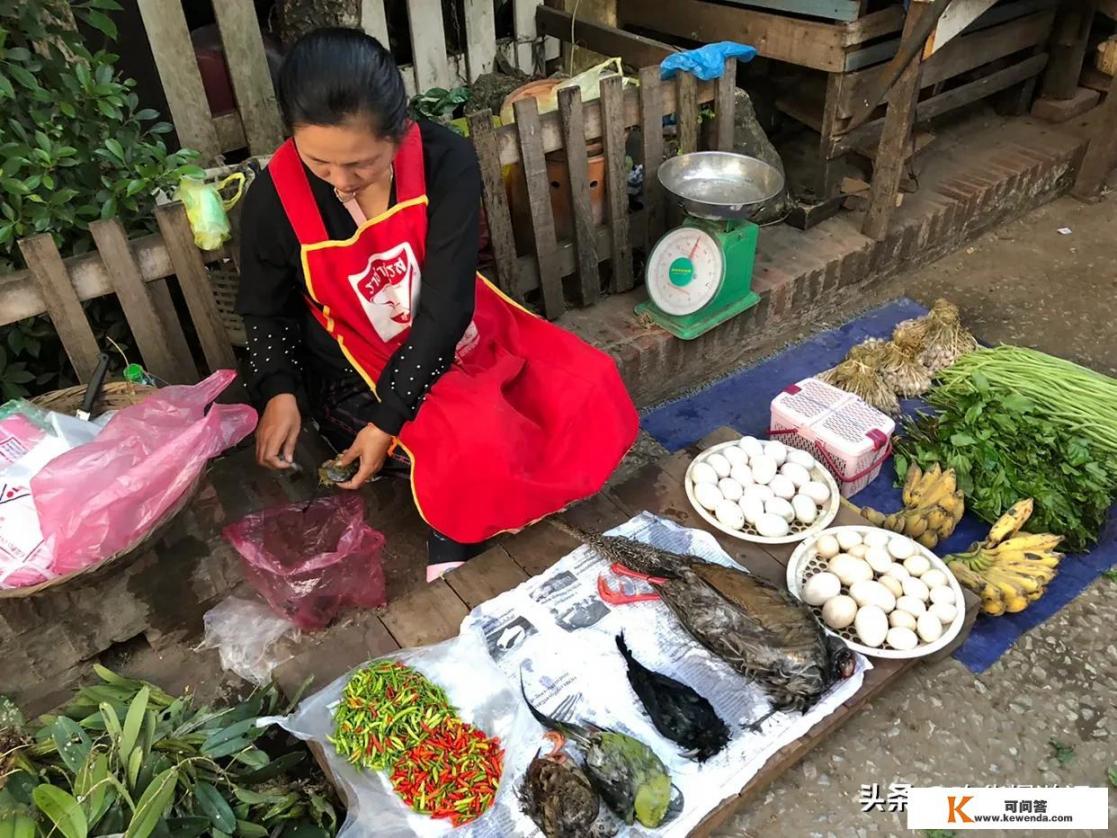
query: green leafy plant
[
  {"left": 1108, "top": 763, "right": 1117, "bottom": 787},
  {"left": 0, "top": 666, "right": 337, "bottom": 837},
  {"left": 1102, "top": 569, "right": 1117, "bottom": 582},
  {"left": 409, "top": 86, "right": 471, "bottom": 128},
  {"left": 1049, "top": 739, "right": 1075, "bottom": 767}
]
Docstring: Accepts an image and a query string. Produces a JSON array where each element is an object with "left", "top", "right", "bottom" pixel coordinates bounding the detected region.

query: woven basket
[
  {"left": 209, "top": 265, "right": 246, "bottom": 347},
  {"left": 32, "top": 380, "right": 155, "bottom": 416}
]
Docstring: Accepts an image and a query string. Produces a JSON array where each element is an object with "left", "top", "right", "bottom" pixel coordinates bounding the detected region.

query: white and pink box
[{"left": 769, "top": 377, "right": 895, "bottom": 498}]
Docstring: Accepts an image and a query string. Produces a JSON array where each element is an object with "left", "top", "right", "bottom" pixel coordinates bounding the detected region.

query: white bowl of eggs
[
  {"left": 684, "top": 437, "right": 840, "bottom": 544},
  {"left": 787, "top": 525, "right": 966, "bottom": 659}
]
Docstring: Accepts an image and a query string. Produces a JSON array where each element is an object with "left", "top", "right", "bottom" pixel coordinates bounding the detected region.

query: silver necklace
[{"left": 334, "top": 164, "right": 394, "bottom": 203}]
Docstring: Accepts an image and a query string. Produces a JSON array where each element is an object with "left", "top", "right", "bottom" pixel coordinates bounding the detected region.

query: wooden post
[
  {"left": 407, "top": 0, "right": 452, "bottom": 91},
  {"left": 359, "top": 0, "right": 390, "bottom": 45},
  {"left": 469, "top": 112, "right": 521, "bottom": 301},
  {"left": 676, "top": 73, "right": 699, "bottom": 155},
  {"left": 513, "top": 98, "right": 565, "bottom": 319},
  {"left": 639, "top": 65, "right": 666, "bottom": 250},
  {"left": 1041, "top": 0, "right": 1096, "bottom": 100},
  {"left": 463, "top": 0, "right": 497, "bottom": 80},
  {"left": 863, "top": 0, "right": 931, "bottom": 240},
  {"left": 212, "top": 0, "right": 285, "bottom": 155},
  {"left": 557, "top": 87, "right": 601, "bottom": 306},
  {"left": 713, "top": 58, "right": 738, "bottom": 152},
  {"left": 1072, "top": 70, "right": 1117, "bottom": 201},
  {"left": 137, "top": 0, "right": 221, "bottom": 160},
  {"left": 600, "top": 75, "right": 633, "bottom": 294}
]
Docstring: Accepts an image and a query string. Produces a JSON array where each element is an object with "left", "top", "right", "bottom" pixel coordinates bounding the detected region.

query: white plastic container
[{"left": 769, "top": 377, "right": 895, "bottom": 497}]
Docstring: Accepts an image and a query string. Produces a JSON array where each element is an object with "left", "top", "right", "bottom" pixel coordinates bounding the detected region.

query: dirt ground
[{"left": 715, "top": 192, "right": 1117, "bottom": 837}]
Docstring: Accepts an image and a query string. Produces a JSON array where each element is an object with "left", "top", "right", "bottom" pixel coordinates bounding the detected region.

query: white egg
[
  {"left": 903, "top": 553, "right": 931, "bottom": 577},
  {"left": 755, "top": 512, "right": 790, "bottom": 538},
  {"left": 723, "top": 446, "right": 750, "bottom": 468},
  {"left": 791, "top": 494, "right": 818, "bottom": 525},
  {"left": 828, "top": 554, "right": 874, "bottom": 587},
  {"left": 836, "top": 530, "right": 863, "bottom": 551},
  {"left": 895, "top": 595, "right": 927, "bottom": 616},
  {"left": 848, "top": 544, "right": 868, "bottom": 558},
  {"left": 879, "top": 575, "right": 904, "bottom": 600},
  {"left": 802, "top": 571, "right": 841, "bottom": 606},
  {"left": 718, "top": 477, "right": 744, "bottom": 501},
  {"left": 916, "top": 612, "right": 943, "bottom": 643},
  {"left": 854, "top": 605, "right": 888, "bottom": 647},
  {"left": 780, "top": 462, "right": 811, "bottom": 489},
  {"left": 739, "top": 496, "right": 766, "bottom": 525},
  {"left": 864, "top": 529, "right": 891, "bottom": 548},
  {"left": 886, "top": 626, "right": 919, "bottom": 651},
  {"left": 743, "top": 484, "right": 775, "bottom": 503},
  {"left": 930, "top": 601, "right": 958, "bottom": 625},
  {"left": 920, "top": 569, "right": 948, "bottom": 590},
  {"left": 786, "top": 448, "right": 816, "bottom": 469},
  {"left": 849, "top": 579, "right": 896, "bottom": 612},
  {"left": 706, "top": 453, "right": 731, "bottom": 478},
  {"left": 730, "top": 463, "right": 754, "bottom": 486},
  {"left": 739, "top": 436, "right": 765, "bottom": 459},
  {"left": 766, "top": 497, "right": 796, "bottom": 523},
  {"left": 883, "top": 563, "right": 910, "bottom": 580},
  {"left": 693, "top": 482, "right": 724, "bottom": 511},
  {"left": 822, "top": 595, "right": 858, "bottom": 629},
  {"left": 815, "top": 534, "right": 841, "bottom": 559},
  {"left": 714, "top": 499, "right": 745, "bottom": 530},
  {"left": 750, "top": 455, "right": 777, "bottom": 485},
  {"left": 691, "top": 461, "right": 718, "bottom": 485},
  {"left": 901, "top": 575, "right": 930, "bottom": 602},
  {"left": 889, "top": 609, "right": 917, "bottom": 630},
  {"left": 764, "top": 440, "right": 788, "bottom": 465},
  {"left": 887, "top": 537, "right": 915, "bottom": 560},
  {"left": 801, "top": 480, "right": 831, "bottom": 505},
  {"left": 929, "top": 585, "right": 956, "bottom": 606},
  {"left": 769, "top": 474, "right": 796, "bottom": 500},
  {"left": 864, "top": 546, "right": 893, "bottom": 574}
]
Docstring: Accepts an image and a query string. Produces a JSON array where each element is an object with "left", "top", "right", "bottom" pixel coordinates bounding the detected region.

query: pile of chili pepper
[
  {"left": 390, "top": 716, "right": 504, "bottom": 826},
  {"left": 329, "top": 660, "right": 505, "bottom": 825},
  {"left": 329, "top": 660, "right": 454, "bottom": 770}
]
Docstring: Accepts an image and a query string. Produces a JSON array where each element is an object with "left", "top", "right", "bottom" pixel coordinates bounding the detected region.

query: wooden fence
[{"left": 137, "top": 0, "right": 554, "bottom": 162}]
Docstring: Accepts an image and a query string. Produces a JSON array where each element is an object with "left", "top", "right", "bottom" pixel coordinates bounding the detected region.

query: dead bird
[
  {"left": 520, "top": 679, "right": 674, "bottom": 828},
  {"left": 615, "top": 633, "right": 729, "bottom": 762},
  {"left": 520, "top": 750, "right": 613, "bottom": 838},
  {"left": 574, "top": 527, "right": 856, "bottom": 714}
]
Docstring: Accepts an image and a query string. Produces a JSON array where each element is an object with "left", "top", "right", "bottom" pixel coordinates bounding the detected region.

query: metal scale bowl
[{"left": 636, "top": 152, "right": 784, "bottom": 340}]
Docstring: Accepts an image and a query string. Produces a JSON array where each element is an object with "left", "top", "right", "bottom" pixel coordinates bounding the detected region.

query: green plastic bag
[{"left": 175, "top": 172, "right": 246, "bottom": 251}]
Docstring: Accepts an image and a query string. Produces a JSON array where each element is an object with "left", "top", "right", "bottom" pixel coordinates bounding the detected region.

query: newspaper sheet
[{"left": 459, "top": 512, "right": 870, "bottom": 837}]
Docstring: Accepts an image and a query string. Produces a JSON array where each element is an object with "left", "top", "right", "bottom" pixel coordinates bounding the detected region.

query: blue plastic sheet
[{"left": 660, "top": 42, "right": 758, "bottom": 81}]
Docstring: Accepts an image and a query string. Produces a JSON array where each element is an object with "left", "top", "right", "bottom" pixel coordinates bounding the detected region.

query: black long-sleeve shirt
[{"left": 236, "top": 120, "right": 480, "bottom": 435}]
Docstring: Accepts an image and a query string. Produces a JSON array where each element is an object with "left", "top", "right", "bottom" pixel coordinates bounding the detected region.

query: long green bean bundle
[{"left": 937, "top": 346, "right": 1117, "bottom": 457}]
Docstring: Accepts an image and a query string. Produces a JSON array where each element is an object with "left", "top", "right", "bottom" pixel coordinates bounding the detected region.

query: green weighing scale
[{"left": 636, "top": 152, "right": 785, "bottom": 340}]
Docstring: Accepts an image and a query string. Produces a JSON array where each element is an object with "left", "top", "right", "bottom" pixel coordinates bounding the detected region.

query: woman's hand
[
  {"left": 257, "top": 393, "right": 302, "bottom": 469},
  {"left": 337, "top": 423, "right": 393, "bottom": 489}
]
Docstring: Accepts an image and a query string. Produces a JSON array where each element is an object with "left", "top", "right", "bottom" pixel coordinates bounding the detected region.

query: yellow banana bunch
[
  {"left": 944, "top": 500, "right": 1064, "bottom": 616},
  {"left": 852, "top": 463, "right": 964, "bottom": 548}
]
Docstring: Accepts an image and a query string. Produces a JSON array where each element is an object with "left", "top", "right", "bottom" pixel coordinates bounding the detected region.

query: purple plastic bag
[
  {"left": 31, "top": 370, "right": 256, "bottom": 579},
  {"left": 222, "top": 494, "right": 387, "bottom": 630}
]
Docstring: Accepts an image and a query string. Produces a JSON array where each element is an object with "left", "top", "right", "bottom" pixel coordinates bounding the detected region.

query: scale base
[{"left": 636, "top": 289, "right": 761, "bottom": 341}]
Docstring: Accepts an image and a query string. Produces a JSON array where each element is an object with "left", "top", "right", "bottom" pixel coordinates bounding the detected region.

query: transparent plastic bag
[
  {"left": 30, "top": 370, "right": 256, "bottom": 579},
  {"left": 223, "top": 494, "right": 387, "bottom": 630},
  {"left": 200, "top": 596, "right": 298, "bottom": 685},
  {"left": 176, "top": 172, "right": 246, "bottom": 250},
  {"left": 277, "top": 626, "right": 539, "bottom": 837}
]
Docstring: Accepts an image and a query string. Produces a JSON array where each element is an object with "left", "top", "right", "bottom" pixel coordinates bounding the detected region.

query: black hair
[{"left": 277, "top": 28, "right": 409, "bottom": 142}]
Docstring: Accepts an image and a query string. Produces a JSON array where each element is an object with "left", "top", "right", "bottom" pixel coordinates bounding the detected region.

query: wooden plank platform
[{"left": 274, "top": 425, "right": 977, "bottom": 832}]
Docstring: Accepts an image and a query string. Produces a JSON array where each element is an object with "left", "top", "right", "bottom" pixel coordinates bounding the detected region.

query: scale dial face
[{"left": 645, "top": 227, "right": 724, "bottom": 316}]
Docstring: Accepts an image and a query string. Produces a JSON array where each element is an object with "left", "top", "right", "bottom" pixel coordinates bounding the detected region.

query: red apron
[{"left": 268, "top": 126, "right": 638, "bottom": 542}]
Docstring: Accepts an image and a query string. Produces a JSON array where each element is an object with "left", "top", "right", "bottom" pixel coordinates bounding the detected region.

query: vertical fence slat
[
  {"left": 600, "top": 76, "right": 633, "bottom": 294},
  {"left": 677, "top": 73, "right": 699, "bottom": 155},
  {"left": 557, "top": 87, "right": 600, "bottom": 307},
  {"left": 639, "top": 65, "right": 666, "bottom": 250},
  {"left": 137, "top": 0, "right": 220, "bottom": 160},
  {"left": 513, "top": 98, "right": 564, "bottom": 319},
  {"left": 714, "top": 58, "right": 737, "bottom": 151},
  {"left": 89, "top": 220, "right": 198, "bottom": 385},
  {"left": 154, "top": 204, "right": 237, "bottom": 372},
  {"left": 468, "top": 111, "right": 521, "bottom": 301},
  {"left": 407, "top": 0, "right": 452, "bottom": 91},
  {"left": 463, "top": 0, "right": 497, "bottom": 81},
  {"left": 212, "top": 0, "right": 285, "bottom": 154},
  {"left": 17, "top": 236, "right": 100, "bottom": 381},
  {"left": 147, "top": 279, "right": 201, "bottom": 373},
  {"left": 360, "top": 0, "right": 391, "bottom": 45},
  {"left": 513, "top": 0, "right": 540, "bottom": 74}
]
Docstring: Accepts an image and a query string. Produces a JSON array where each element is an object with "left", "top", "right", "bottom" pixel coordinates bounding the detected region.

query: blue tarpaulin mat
[{"left": 640, "top": 299, "right": 1117, "bottom": 672}]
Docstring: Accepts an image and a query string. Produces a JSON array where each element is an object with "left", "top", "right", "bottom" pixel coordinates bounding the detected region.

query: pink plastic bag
[
  {"left": 31, "top": 370, "right": 257, "bottom": 578},
  {"left": 222, "top": 494, "right": 387, "bottom": 630}
]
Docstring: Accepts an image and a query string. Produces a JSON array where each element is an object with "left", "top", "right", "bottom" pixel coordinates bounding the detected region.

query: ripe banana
[
  {"left": 854, "top": 463, "right": 963, "bottom": 544},
  {"left": 986, "top": 498, "right": 1034, "bottom": 546}
]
